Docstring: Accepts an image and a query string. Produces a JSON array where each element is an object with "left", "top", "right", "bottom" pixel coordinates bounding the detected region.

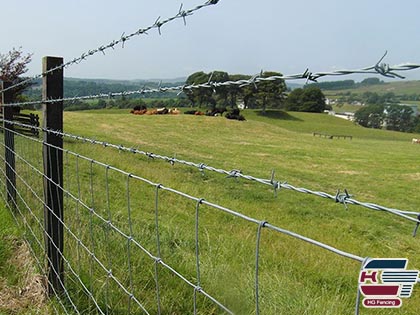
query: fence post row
[
  {"left": 1, "top": 81, "right": 16, "bottom": 208},
  {"left": 42, "top": 56, "right": 64, "bottom": 295}
]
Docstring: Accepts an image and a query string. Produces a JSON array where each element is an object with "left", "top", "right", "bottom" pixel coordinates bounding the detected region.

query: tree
[
  {"left": 300, "top": 86, "right": 327, "bottom": 112},
  {"left": 360, "top": 77, "right": 384, "bottom": 85},
  {"left": 285, "top": 88, "right": 303, "bottom": 111},
  {"left": 384, "top": 105, "right": 416, "bottom": 132},
  {"left": 362, "top": 91, "right": 380, "bottom": 105},
  {"left": 185, "top": 71, "right": 214, "bottom": 108},
  {"left": 227, "top": 74, "right": 251, "bottom": 108},
  {"left": 211, "top": 71, "right": 229, "bottom": 107},
  {"left": 354, "top": 104, "right": 385, "bottom": 129},
  {"left": 285, "top": 86, "right": 327, "bottom": 113},
  {"left": 184, "top": 70, "right": 286, "bottom": 112},
  {"left": 0, "top": 47, "right": 33, "bottom": 102},
  {"left": 254, "top": 71, "right": 286, "bottom": 113}
]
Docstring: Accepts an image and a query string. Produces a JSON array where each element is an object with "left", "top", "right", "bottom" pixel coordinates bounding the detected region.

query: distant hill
[
  {"left": 313, "top": 78, "right": 420, "bottom": 96},
  {"left": 24, "top": 77, "right": 187, "bottom": 100},
  {"left": 313, "top": 79, "right": 420, "bottom": 109},
  {"left": 65, "top": 77, "right": 187, "bottom": 85}
]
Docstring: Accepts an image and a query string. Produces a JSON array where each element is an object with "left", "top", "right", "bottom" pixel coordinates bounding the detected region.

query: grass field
[{"left": 2, "top": 108, "right": 420, "bottom": 314}]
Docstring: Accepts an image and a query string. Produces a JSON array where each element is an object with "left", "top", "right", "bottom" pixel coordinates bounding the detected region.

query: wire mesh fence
[
  {"left": 0, "top": 116, "right": 382, "bottom": 314},
  {"left": 1, "top": 0, "right": 420, "bottom": 313}
]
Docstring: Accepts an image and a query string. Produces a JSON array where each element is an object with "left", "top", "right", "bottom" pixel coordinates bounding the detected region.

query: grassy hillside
[
  {"left": 318, "top": 80, "right": 420, "bottom": 95},
  {"left": 322, "top": 80, "right": 420, "bottom": 113},
  {"left": 323, "top": 80, "right": 420, "bottom": 96},
  {"left": 3, "top": 109, "right": 420, "bottom": 314}
]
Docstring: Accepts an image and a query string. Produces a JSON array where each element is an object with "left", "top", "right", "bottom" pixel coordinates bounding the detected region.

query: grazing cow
[
  {"left": 225, "top": 108, "right": 246, "bottom": 121},
  {"left": 169, "top": 108, "right": 180, "bottom": 115},
  {"left": 413, "top": 138, "right": 420, "bottom": 144},
  {"left": 156, "top": 107, "right": 169, "bottom": 115},
  {"left": 145, "top": 109, "right": 158, "bottom": 115},
  {"left": 132, "top": 109, "right": 147, "bottom": 115},
  {"left": 206, "top": 107, "right": 227, "bottom": 117}
]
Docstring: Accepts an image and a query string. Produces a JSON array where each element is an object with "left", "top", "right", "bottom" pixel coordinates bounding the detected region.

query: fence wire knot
[
  {"left": 197, "top": 163, "right": 206, "bottom": 175},
  {"left": 227, "top": 169, "right": 242, "bottom": 179},
  {"left": 335, "top": 189, "right": 352, "bottom": 210},
  {"left": 259, "top": 220, "right": 268, "bottom": 229},
  {"left": 168, "top": 158, "right": 175, "bottom": 166},
  {"left": 154, "top": 257, "right": 162, "bottom": 264},
  {"left": 270, "top": 170, "right": 281, "bottom": 196}
]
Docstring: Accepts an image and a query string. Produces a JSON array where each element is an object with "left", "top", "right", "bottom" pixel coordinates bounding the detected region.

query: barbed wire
[
  {"left": 3, "top": 51, "right": 420, "bottom": 108},
  {"left": 2, "top": 118, "right": 419, "bottom": 235},
  {"left": 0, "top": 0, "right": 220, "bottom": 95},
  {"left": 302, "top": 51, "right": 420, "bottom": 81}
]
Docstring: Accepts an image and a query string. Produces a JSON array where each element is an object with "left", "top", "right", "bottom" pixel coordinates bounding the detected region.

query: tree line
[
  {"left": 307, "top": 77, "right": 385, "bottom": 90},
  {"left": 185, "top": 71, "right": 328, "bottom": 113},
  {"left": 0, "top": 47, "right": 328, "bottom": 115},
  {"left": 354, "top": 104, "right": 420, "bottom": 133}
]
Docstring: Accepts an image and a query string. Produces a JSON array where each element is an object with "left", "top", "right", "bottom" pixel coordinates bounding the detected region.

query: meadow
[{"left": 1, "top": 108, "right": 420, "bottom": 314}]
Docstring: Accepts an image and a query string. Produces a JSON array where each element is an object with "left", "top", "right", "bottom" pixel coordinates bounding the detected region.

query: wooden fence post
[
  {"left": 1, "top": 82, "right": 16, "bottom": 208},
  {"left": 42, "top": 56, "right": 64, "bottom": 295}
]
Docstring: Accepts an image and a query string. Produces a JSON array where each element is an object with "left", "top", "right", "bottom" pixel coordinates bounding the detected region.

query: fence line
[
  {"left": 0, "top": 0, "right": 220, "bottom": 95},
  {"left": 1, "top": 0, "right": 419, "bottom": 311},
  {"left": 0, "top": 119, "right": 383, "bottom": 314},
  {"left": 2, "top": 118, "right": 419, "bottom": 236},
  {"left": 3, "top": 51, "right": 420, "bottom": 108}
]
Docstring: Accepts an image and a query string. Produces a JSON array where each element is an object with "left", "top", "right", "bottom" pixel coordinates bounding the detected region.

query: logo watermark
[{"left": 359, "top": 258, "right": 419, "bottom": 309}]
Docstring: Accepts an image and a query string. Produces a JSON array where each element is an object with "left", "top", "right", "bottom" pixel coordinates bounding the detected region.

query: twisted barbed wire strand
[
  {"left": 0, "top": 0, "right": 220, "bottom": 95},
  {"left": 3, "top": 52, "right": 420, "bottom": 108}
]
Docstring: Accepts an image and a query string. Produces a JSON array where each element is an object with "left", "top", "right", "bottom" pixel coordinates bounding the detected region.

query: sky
[{"left": 2, "top": 0, "right": 420, "bottom": 82}]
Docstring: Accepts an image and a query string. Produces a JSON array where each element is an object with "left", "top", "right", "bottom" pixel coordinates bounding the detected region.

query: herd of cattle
[
  {"left": 130, "top": 106, "right": 246, "bottom": 121},
  {"left": 130, "top": 106, "right": 181, "bottom": 115}
]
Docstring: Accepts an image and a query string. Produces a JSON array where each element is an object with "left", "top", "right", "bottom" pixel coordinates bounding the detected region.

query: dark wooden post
[
  {"left": 1, "top": 82, "right": 16, "bottom": 208},
  {"left": 42, "top": 56, "right": 64, "bottom": 295}
]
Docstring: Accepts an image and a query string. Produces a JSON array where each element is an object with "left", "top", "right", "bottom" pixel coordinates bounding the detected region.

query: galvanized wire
[
  {"left": 0, "top": 125, "right": 234, "bottom": 314},
  {"left": 0, "top": 0, "right": 220, "bottom": 95},
  {"left": 3, "top": 51, "right": 420, "bottom": 108},
  {"left": 3, "top": 119, "right": 418, "bottom": 231},
  {"left": 0, "top": 123, "right": 384, "bottom": 315}
]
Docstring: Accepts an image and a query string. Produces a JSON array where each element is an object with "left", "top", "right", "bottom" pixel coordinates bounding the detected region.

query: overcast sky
[{"left": 2, "top": 0, "right": 420, "bottom": 82}]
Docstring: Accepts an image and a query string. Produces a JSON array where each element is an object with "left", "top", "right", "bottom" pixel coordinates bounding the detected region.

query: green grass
[
  {"left": 0, "top": 205, "right": 62, "bottom": 314},
  {"left": 0, "top": 206, "right": 21, "bottom": 286},
  {"left": 3, "top": 109, "right": 420, "bottom": 314}
]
